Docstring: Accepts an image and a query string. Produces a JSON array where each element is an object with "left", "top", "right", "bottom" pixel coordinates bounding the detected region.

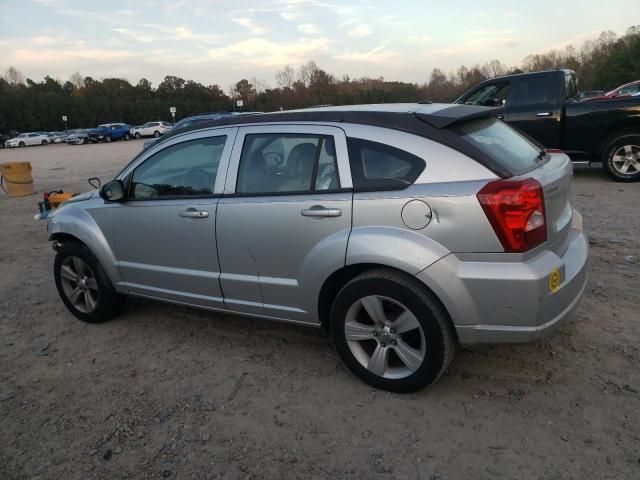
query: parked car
[
  {"left": 581, "top": 80, "right": 640, "bottom": 101},
  {"left": 48, "top": 132, "right": 67, "bottom": 143},
  {"left": 65, "top": 129, "right": 90, "bottom": 145},
  {"left": 5, "top": 132, "right": 51, "bottom": 147},
  {"left": 47, "top": 104, "right": 588, "bottom": 392},
  {"left": 88, "top": 123, "right": 131, "bottom": 143},
  {"left": 130, "top": 121, "right": 172, "bottom": 139},
  {"left": 576, "top": 90, "right": 605, "bottom": 101},
  {"left": 0, "top": 133, "right": 7, "bottom": 148},
  {"left": 455, "top": 69, "right": 640, "bottom": 181}
]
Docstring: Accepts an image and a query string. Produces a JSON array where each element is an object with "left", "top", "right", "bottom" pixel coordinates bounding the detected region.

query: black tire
[
  {"left": 135, "top": 132, "right": 141, "bottom": 139},
  {"left": 54, "top": 241, "right": 125, "bottom": 323},
  {"left": 82, "top": 138, "right": 88, "bottom": 145},
  {"left": 330, "top": 269, "right": 455, "bottom": 393},
  {"left": 602, "top": 134, "right": 640, "bottom": 182},
  {"left": 105, "top": 136, "right": 112, "bottom": 143},
  {"left": 41, "top": 139, "right": 48, "bottom": 145},
  {"left": 19, "top": 141, "right": 25, "bottom": 147},
  {"left": 153, "top": 131, "right": 160, "bottom": 138},
  {"left": 124, "top": 134, "right": 130, "bottom": 141}
]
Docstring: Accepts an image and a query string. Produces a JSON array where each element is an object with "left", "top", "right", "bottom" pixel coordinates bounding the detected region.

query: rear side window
[
  {"left": 347, "top": 138, "right": 425, "bottom": 190},
  {"left": 510, "top": 75, "right": 558, "bottom": 106},
  {"left": 452, "top": 117, "right": 542, "bottom": 173}
]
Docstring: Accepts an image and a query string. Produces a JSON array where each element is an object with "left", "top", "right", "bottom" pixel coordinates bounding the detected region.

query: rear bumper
[{"left": 415, "top": 210, "right": 589, "bottom": 345}]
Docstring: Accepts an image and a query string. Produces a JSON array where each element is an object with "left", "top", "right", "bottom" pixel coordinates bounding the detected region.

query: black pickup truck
[{"left": 455, "top": 69, "right": 640, "bottom": 181}]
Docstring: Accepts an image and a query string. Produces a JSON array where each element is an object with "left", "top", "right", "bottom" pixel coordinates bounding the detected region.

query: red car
[{"left": 582, "top": 80, "right": 640, "bottom": 101}]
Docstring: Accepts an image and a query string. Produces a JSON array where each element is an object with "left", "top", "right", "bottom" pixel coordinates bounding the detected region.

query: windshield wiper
[{"left": 535, "top": 149, "right": 546, "bottom": 162}]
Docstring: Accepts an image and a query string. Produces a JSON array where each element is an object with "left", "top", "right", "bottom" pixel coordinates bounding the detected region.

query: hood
[{"left": 64, "top": 190, "right": 97, "bottom": 204}]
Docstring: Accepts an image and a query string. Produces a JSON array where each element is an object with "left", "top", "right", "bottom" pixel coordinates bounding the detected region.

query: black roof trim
[{"left": 415, "top": 104, "right": 500, "bottom": 128}]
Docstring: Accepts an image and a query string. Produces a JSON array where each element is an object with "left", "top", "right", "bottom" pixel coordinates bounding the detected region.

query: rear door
[
  {"left": 505, "top": 73, "right": 563, "bottom": 148},
  {"left": 216, "top": 124, "right": 353, "bottom": 324}
]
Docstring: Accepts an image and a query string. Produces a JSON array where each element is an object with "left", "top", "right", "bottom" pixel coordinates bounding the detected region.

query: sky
[{"left": 0, "top": 0, "right": 638, "bottom": 89}]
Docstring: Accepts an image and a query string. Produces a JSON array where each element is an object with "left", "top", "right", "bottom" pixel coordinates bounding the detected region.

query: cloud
[
  {"left": 406, "top": 35, "right": 432, "bottom": 45},
  {"left": 33, "top": 35, "right": 59, "bottom": 46},
  {"left": 297, "top": 23, "right": 319, "bottom": 34},
  {"left": 348, "top": 24, "right": 372, "bottom": 38},
  {"left": 470, "top": 29, "right": 515, "bottom": 36},
  {"left": 339, "top": 17, "right": 360, "bottom": 27},
  {"left": 332, "top": 45, "right": 397, "bottom": 64},
  {"left": 112, "top": 28, "right": 154, "bottom": 44},
  {"left": 280, "top": 11, "right": 298, "bottom": 21},
  {"left": 232, "top": 17, "right": 268, "bottom": 35},
  {"left": 207, "top": 37, "right": 329, "bottom": 66},
  {"left": 504, "top": 12, "right": 518, "bottom": 18}
]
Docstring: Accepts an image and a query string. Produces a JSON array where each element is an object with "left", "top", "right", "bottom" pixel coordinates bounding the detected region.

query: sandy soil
[{"left": 0, "top": 141, "right": 639, "bottom": 480}]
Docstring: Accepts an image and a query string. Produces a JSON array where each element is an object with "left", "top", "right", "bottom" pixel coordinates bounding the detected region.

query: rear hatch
[{"left": 451, "top": 117, "right": 573, "bottom": 255}]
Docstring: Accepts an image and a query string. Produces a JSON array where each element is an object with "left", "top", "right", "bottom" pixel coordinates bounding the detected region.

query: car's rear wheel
[
  {"left": 135, "top": 132, "right": 141, "bottom": 139},
  {"left": 330, "top": 269, "right": 455, "bottom": 392},
  {"left": 82, "top": 138, "right": 88, "bottom": 144},
  {"left": 41, "top": 140, "right": 48, "bottom": 145},
  {"left": 54, "top": 241, "right": 124, "bottom": 323},
  {"left": 105, "top": 136, "right": 112, "bottom": 143},
  {"left": 153, "top": 131, "right": 160, "bottom": 137},
  {"left": 124, "top": 133, "right": 130, "bottom": 141},
  {"left": 602, "top": 134, "right": 640, "bottom": 182}
]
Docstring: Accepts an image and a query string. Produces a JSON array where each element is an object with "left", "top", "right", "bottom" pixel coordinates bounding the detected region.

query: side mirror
[{"left": 100, "top": 180, "right": 125, "bottom": 202}]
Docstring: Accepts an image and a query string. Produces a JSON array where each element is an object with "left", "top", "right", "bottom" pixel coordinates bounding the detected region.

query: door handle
[
  {"left": 179, "top": 209, "right": 209, "bottom": 218},
  {"left": 536, "top": 112, "right": 552, "bottom": 117},
  {"left": 301, "top": 206, "right": 342, "bottom": 217}
]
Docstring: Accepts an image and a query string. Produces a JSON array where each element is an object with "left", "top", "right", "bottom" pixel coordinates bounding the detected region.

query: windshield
[{"left": 452, "top": 117, "right": 543, "bottom": 173}]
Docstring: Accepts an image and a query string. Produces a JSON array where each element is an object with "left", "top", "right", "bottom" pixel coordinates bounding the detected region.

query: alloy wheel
[
  {"left": 612, "top": 144, "right": 640, "bottom": 175},
  {"left": 344, "top": 295, "right": 426, "bottom": 379},
  {"left": 60, "top": 256, "right": 99, "bottom": 313}
]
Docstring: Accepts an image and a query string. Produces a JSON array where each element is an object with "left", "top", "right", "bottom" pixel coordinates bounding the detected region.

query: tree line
[{"left": 1, "top": 26, "right": 638, "bottom": 133}]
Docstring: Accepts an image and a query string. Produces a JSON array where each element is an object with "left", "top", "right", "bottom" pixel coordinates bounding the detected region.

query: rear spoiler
[{"left": 415, "top": 105, "right": 500, "bottom": 129}]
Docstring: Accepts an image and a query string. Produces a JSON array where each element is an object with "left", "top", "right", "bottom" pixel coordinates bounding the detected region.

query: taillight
[
  {"left": 545, "top": 148, "right": 564, "bottom": 154},
  {"left": 477, "top": 178, "right": 546, "bottom": 252}
]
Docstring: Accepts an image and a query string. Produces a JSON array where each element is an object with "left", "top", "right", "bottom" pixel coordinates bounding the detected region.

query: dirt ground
[{"left": 0, "top": 141, "right": 639, "bottom": 480}]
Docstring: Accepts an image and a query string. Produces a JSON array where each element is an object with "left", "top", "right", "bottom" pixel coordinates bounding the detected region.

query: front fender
[
  {"left": 346, "top": 226, "right": 450, "bottom": 274},
  {"left": 48, "top": 202, "right": 121, "bottom": 285}
]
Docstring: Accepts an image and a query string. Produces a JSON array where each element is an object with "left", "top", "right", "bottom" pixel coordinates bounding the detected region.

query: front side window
[
  {"left": 236, "top": 133, "right": 339, "bottom": 194},
  {"left": 129, "top": 136, "right": 226, "bottom": 199},
  {"left": 463, "top": 83, "right": 510, "bottom": 107},
  {"left": 347, "top": 138, "right": 425, "bottom": 190}
]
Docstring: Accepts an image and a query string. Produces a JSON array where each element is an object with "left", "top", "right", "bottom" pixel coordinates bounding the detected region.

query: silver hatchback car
[{"left": 48, "top": 104, "right": 588, "bottom": 392}]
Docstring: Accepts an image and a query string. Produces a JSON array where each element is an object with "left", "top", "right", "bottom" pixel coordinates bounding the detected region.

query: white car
[
  {"left": 5, "top": 132, "right": 51, "bottom": 147},
  {"left": 130, "top": 121, "right": 172, "bottom": 139}
]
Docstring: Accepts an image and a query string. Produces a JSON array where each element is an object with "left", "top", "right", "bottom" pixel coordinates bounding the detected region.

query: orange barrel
[{"left": 0, "top": 162, "right": 35, "bottom": 197}]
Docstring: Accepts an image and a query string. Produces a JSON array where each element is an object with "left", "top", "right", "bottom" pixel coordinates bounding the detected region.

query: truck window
[
  {"left": 565, "top": 74, "right": 577, "bottom": 100},
  {"left": 463, "top": 83, "right": 510, "bottom": 107},
  {"left": 510, "top": 75, "right": 558, "bottom": 106}
]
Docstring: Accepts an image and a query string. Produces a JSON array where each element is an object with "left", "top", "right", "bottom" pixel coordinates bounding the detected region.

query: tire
[
  {"left": 602, "top": 134, "right": 640, "bottom": 182},
  {"left": 82, "top": 138, "right": 88, "bottom": 145},
  {"left": 124, "top": 134, "right": 130, "bottom": 141},
  {"left": 135, "top": 132, "right": 141, "bottom": 139},
  {"left": 19, "top": 141, "right": 25, "bottom": 147},
  {"left": 153, "top": 131, "right": 160, "bottom": 138},
  {"left": 330, "top": 269, "right": 455, "bottom": 393},
  {"left": 105, "top": 136, "right": 112, "bottom": 143},
  {"left": 54, "top": 241, "right": 125, "bottom": 323},
  {"left": 41, "top": 140, "right": 48, "bottom": 145}
]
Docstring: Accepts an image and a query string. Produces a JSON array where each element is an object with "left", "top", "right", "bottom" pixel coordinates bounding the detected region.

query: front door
[
  {"left": 216, "top": 125, "right": 353, "bottom": 324},
  {"left": 109, "top": 129, "right": 235, "bottom": 309}
]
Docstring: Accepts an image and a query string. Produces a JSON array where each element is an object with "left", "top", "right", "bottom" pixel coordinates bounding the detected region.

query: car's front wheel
[
  {"left": 41, "top": 139, "right": 48, "bottom": 145},
  {"left": 330, "top": 269, "right": 455, "bottom": 393},
  {"left": 135, "top": 132, "right": 141, "bottom": 139},
  {"left": 124, "top": 133, "right": 130, "bottom": 141},
  {"left": 603, "top": 134, "right": 640, "bottom": 182},
  {"left": 18, "top": 141, "right": 25, "bottom": 147},
  {"left": 153, "top": 131, "right": 160, "bottom": 138},
  {"left": 54, "top": 241, "right": 124, "bottom": 323},
  {"left": 104, "top": 136, "right": 112, "bottom": 143}
]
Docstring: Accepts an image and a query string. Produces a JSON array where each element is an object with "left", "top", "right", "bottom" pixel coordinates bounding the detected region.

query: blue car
[{"left": 88, "top": 123, "right": 131, "bottom": 143}]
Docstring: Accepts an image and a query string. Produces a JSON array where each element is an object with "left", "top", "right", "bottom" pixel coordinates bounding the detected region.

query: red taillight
[
  {"left": 545, "top": 148, "right": 564, "bottom": 154},
  {"left": 477, "top": 178, "right": 546, "bottom": 252}
]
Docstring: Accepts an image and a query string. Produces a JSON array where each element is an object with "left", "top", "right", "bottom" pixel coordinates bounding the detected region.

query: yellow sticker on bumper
[{"left": 549, "top": 269, "right": 561, "bottom": 293}]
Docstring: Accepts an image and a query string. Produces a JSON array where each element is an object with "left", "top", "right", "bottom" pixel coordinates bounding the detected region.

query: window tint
[
  {"left": 236, "top": 133, "right": 339, "bottom": 194},
  {"left": 565, "top": 74, "right": 577, "bottom": 100},
  {"left": 511, "top": 75, "right": 557, "bottom": 106},
  {"left": 452, "top": 117, "right": 542, "bottom": 173},
  {"left": 130, "top": 136, "right": 226, "bottom": 199},
  {"left": 347, "top": 138, "right": 425, "bottom": 190}
]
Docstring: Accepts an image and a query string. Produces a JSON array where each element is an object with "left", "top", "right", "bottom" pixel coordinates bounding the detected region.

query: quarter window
[
  {"left": 236, "top": 133, "right": 339, "bottom": 194},
  {"left": 129, "top": 136, "right": 226, "bottom": 199},
  {"left": 347, "top": 138, "right": 425, "bottom": 190}
]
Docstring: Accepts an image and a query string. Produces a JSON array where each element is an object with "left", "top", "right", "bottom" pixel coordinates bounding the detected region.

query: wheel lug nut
[
  {"left": 391, "top": 340, "right": 397, "bottom": 345},
  {"left": 390, "top": 328, "right": 395, "bottom": 334},
  {"left": 373, "top": 331, "right": 378, "bottom": 337},
  {"left": 381, "top": 343, "right": 386, "bottom": 347}
]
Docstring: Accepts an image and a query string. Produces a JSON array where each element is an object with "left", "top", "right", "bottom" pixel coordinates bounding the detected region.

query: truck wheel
[
  {"left": 330, "top": 269, "right": 455, "bottom": 393},
  {"left": 105, "top": 136, "right": 112, "bottom": 143},
  {"left": 54, "top": 241, "right": 125, "bottom": 323},
  {"left": 603, "top": 134, "right": 640, "bottom": 182}
]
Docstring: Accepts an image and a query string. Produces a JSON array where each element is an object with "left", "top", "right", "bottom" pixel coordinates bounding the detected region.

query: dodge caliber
[{"left": 47, "top": 104, "right": 589, "bottom": 392}]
